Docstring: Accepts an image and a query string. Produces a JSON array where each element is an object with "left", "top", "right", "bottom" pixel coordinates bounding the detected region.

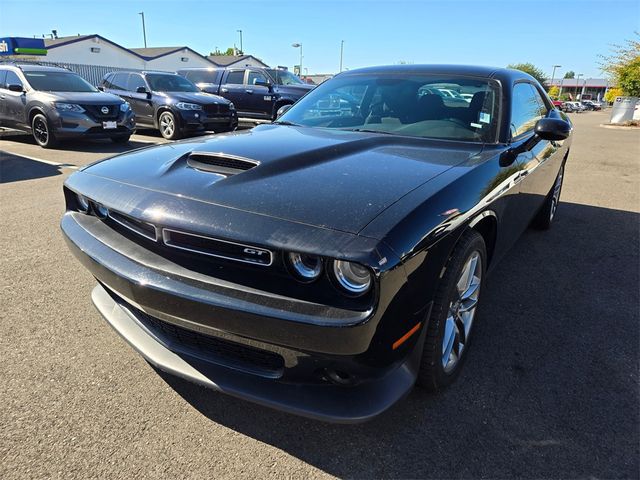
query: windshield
[
  {"left": 146, "top": 73, "right": 199, "bottom": 92},
  {"left": 24, "top": 71, "right": 97, "bottom": 92},
  {"left": 266, "top": 69, "right": 305, "bottom": 86},
  {"left": 279, "top": 73, "right": 500, "bottom": 143}
]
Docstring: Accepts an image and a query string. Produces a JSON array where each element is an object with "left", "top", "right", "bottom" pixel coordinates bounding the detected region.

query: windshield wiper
[
  {"left": 344, "top": 128, "right": 395, "bottom": 135},
  {"left": 272, "top": 120, "right": 301, "bottom": 126}
]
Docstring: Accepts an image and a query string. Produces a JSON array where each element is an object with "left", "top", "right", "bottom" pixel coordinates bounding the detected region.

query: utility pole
[
  {"left": 237, "top": 30, "right": 243, "bottom": 54},
  {"left": 339, "top": 40, "right": 344, "bottom": 73},
  {"left": 550, "top": 64, "right": 561, "bottom": 97},
  {"left": 576, "top": 73, "right": 583, "bottom": 100},
  {"left": 139, "top": 12, "right": 147, "bottom": 48},
  {"left": 292, "top": 43, "right": 302, "bottom": 77}
]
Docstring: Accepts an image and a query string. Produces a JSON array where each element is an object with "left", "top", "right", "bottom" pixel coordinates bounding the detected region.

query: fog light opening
[{"left": 325, "top": 368, "right": 354, "bottom": 385}]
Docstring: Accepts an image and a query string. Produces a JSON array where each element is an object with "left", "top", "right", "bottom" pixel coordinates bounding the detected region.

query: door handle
[
  {"left": 220, "top": 88, "right": 229, "bottom": 93},
  {"left": 245, "top": 89, "right": 253, "bottom": 94}
]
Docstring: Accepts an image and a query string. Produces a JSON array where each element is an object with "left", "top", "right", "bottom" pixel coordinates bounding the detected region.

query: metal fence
[{"left": 34, "top": 61, "right": 139, "bottom": 86}]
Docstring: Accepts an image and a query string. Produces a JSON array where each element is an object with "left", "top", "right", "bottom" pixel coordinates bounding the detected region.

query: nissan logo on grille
[{"left": 101, "top": 106, "right": 110, "bottom": 114}]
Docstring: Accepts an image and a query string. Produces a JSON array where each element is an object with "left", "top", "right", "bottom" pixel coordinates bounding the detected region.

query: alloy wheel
[
  {"left": 160, "top": 113, "right": 175, "bottom": 138},
  {"left": 442, "top": 251, "right": 482, "bottom": 373},
  {"left": 33, "top": 117, "right": 49, "bottom": 144}
]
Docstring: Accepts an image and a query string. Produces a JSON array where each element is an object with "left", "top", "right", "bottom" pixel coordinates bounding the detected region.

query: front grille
[
  {"left": 119, "top": 298, "right": 285, "bottom": 378},
  {"left": 162, "top": 228, "right": 272, "bottom": 266},
  {"left": 187, "top": 152, "right": 258, "bottom": 175},
  {"left": 82, "top": 104, "right": 119, "bottom": 120},
  {"left": 108, "top": 210, "right": 157, "bottom": 241},
  {"left": 202, "top": 103, "right": 229, "bottom": 115}
]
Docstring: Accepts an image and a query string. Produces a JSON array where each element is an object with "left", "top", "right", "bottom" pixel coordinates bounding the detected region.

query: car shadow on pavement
[
  {"left": 157, "top": 201, "right": 639, "bottom": 479},
  {"left": 0, "top": 131, "right": 155, "bottom": 154},
  {"left": 0, "top": 151, "right": 67, "bottom": 183}
]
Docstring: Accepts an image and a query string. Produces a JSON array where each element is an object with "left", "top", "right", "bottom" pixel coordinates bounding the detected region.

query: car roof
[
  {"left": 1, "top": 63, "right": 71, "bottom": 73},
  {"left": 337, "top": 64, "right": 537, "bottom": 84}
]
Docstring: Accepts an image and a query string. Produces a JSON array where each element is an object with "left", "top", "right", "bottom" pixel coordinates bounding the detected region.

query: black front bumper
[{"left": 60, "top": 212, "right": 423, "bottom": 423}]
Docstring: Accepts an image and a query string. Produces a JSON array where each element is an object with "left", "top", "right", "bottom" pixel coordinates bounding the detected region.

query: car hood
[
  {"left": 81, "top": 124, "right": 480, "bottom": 234},
  {"left": 38, "top": 91, "right": 124, "bottom": 105},
  {"left": 156, "top": 91, "right": 230, "bottom": 105},
  {"left": 275, "top": 84, "right": 315, "bottom": 96}
]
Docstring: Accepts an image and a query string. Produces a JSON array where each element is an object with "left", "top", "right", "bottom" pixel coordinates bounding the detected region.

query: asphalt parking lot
[{"left": 1, "top": 111, "right": 638, "bottom": 479}]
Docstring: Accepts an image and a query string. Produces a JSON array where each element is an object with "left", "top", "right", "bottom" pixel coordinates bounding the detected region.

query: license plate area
[{"left": 103, "top": 121, "right": 117, "bottom": 129}]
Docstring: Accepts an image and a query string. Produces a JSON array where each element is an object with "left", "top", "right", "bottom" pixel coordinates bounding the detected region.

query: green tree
[
  {"left": 618, "top": 57, "right": 640, "bottom": 96},
  {"left": 599, "top": 32, "right": 640, "bottom": 96},
  {"left": 209, "top": 47, "right": 242, "bottom": 56},
  {"left": 507, "top": 63, "right": 547, "bottom": 86},
  {"left": 564, "top": 71, "right": 575, "bottom": 79}
]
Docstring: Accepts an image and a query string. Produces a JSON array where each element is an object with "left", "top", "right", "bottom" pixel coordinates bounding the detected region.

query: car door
[
  {"left": 219, "top": 70, "right": 249, "bottom": 115},
  {"left": 1, "top": 69, "right": 28, "bottom": 129},
  {"left": 508, "top": 82, "right": 557, "bottom": 231},
  {"left": 518, "top": 84, "right": 563, "bottom": 212},
  {"left": 245, "top": 70, "right": 275, "bottom": 118},
  {"left": 126, "top": 73, "right": 154, "bottom": 126}
]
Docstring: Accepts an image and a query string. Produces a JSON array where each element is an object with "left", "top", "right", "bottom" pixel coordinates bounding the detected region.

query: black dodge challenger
[{"left": 61, "top": 65, "right": 572, "bottom": 422}]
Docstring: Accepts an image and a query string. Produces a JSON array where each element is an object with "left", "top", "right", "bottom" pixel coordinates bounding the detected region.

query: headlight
[
  {"left": 54, "top": 102, "right": 85, "bottom": 113},
  {"left": 175, "top": 102, "right": 202, "bottom": 111},
  {"left": 120, "top": 102, "right": 131, "bottom": 112},
  {"left": 333, "top": 260, "right": 372, "bottom": 295},
  {"left": 76, "top": 193, "right": 89, "bottom": 212},
  {"left": 228, "top": 102, "right": 235, "bottom": 110},
  {"left": 287, "top": 252, "right": 322, "bottom": 282}
]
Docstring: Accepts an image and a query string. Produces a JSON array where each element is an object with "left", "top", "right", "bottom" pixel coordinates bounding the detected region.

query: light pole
[
  {"left": 576, "top": 73, "right": 583, "bottom": 100},
  {"left": 292, "top": 43, "right": 302, "bottom": 77},
  {"left": 139, "top": 12, "right": 147, "bottom": 48},
  {"left": 550, "top": 64, "right": 561, "bottom": 98},
  {"left": 237, "top": 30, "right": 243, "bottom": 54},
  {"left": 339, "top": 40, "right": 344, "bottom": 73}
]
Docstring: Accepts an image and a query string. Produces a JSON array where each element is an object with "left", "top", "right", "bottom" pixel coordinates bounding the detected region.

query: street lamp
[
  {"left": 339, "top": 40, "right": 344, "bottom": 73},
  {"left": 138, "top": 12, "right": 147, "bottom": 48},
  {"left": 576, "top": 73, "right": 583, "bottom": 100},
  {"left": 550, "top": 64, "right": 561, "bottom": 98},
  {"left": 236, "top": 30, "right": 243, "bottom": 54},
  {"left": 292, "top": 43, "right": 302, "bottom": 77}
]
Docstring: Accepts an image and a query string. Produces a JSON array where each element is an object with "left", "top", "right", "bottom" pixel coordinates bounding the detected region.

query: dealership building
[
  {"left": 546, "top": 77, "right": 613, "bottom": 101},
  {"left": 1, "top": 35, "right": 268, "bottom": 85}
]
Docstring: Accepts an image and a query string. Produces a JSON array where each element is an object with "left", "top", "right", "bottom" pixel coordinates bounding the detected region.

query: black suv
[
  {"left": 102, "top": 71, "right": 237, "bottom": 140},
  {"left": 177, "top": 67, "right": 314, "bottom": 121},
  {"left": 0, "top": 63, "right": 135, "bottom": 148}
]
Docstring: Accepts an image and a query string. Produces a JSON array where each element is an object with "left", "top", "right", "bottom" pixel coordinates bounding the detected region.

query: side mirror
[
  {"left": 276, "top": 104, "right": 292, "bottom": 118},
  {"left": 254, "top": 79, "right": 272, "bottom": 90},
  {"left": 534, "top": 117, "right": 571, "bottom": 141},
  {"left": 136, "top": 86, "right": 148, "bottom": 94},
  {"left": 8, "top": 84, "right": 24, "bottom": 93},
  {"left": 97, "top": 86, "right": 104, "bottom": 91}
]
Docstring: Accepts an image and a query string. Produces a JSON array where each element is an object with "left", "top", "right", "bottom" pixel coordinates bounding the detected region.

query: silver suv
[{"left": 0, "top": 63, "right": 135, "bottom": 148}]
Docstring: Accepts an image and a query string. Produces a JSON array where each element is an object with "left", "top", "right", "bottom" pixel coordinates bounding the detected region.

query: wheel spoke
[{"left": 442, "top": 315, "right": 456, "bottom": 367}]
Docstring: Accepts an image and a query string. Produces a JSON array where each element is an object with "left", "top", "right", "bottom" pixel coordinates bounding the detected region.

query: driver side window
[{"left": 247, "top": 71, "right": 267, "bottom": 86}]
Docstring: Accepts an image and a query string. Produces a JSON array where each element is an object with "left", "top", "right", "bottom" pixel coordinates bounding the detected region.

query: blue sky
[{"left": 1, "top": 0, "right": 638, "bottom": 78}]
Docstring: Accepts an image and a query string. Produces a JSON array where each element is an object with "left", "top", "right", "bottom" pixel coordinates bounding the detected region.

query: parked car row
[
  {"left": 0, "top": 62, "right": 314, "bottom": 147},
  {"left": 557, "top": 100, "right": 603, "bottom": 113}
]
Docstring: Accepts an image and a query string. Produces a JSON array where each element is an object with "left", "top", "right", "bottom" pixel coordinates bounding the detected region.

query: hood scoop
[{"left": 187, "top": 152, "right": 259, "bottom": 176}]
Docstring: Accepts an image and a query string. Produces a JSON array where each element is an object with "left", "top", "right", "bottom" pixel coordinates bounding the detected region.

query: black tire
[
  {"left": 158, "top": 111, "right": 182, "bottom": 140},
  {"left": 417, "top": 229, "right": 487, "bottom": 392},
  {"left": 110, "top": 135, "right": 131, "bottom": 144},
  {"left": 531, "top": 163, "right": 565, "bottom": 230},
  {"left": 31, "top": 113, "right": 58, "bottom": 148}
]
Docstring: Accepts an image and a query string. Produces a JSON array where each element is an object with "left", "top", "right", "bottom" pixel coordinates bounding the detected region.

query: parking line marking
[{"left": 0, "top": 151, "right": 79, "bottom": 170}]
